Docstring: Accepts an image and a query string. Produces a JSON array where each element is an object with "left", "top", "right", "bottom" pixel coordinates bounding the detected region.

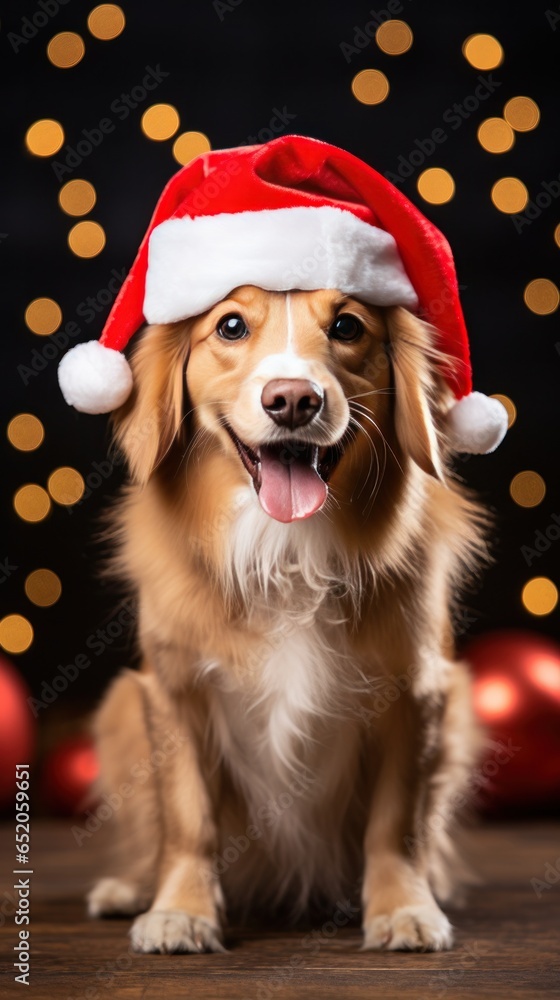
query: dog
[{"left": 85, "top": 285, "right": 487, "bottom": 953}]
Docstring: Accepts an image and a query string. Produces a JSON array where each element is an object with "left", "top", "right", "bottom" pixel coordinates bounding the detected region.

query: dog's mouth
[{"left": 225, "top": 426, "right": 343, "bottom": 523}]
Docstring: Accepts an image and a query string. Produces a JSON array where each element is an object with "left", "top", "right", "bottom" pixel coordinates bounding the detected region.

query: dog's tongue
[{"left": 258, "top": 446, "right": 327, "bottom": 522}]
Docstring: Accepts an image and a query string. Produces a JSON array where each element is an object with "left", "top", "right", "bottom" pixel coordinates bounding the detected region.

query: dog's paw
[
  {"left": 130, "top": 910, "right": 226, "bottom": 954},
  {"left": 87, "top": 877, "right": 149, "bottom": 918},
  {"left": 362, "top": 902, "right": 453, "bottom": 952}
]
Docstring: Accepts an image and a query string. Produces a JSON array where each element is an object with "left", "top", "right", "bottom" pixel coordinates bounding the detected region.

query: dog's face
[
  {"left": 115, "top": 285, "right": 447, "bottom": 526},
  {"left": 185, "top": 286, "right": 392, "bottom": 522}
]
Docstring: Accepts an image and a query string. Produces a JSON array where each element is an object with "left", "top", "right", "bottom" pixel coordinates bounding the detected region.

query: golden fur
[{"left": 88, "top": 287, "right": 487, "bottom": 953}]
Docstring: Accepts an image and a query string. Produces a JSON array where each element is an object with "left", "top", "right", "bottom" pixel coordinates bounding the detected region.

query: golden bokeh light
[
  {"left": 87, "top": 4, "right": 126, "bottom": 40},
  {"left": 462, "top": 34, "right": 504, "bottom": 70},
  {"left": 417, "top": 168, "right": 455, "bottom": 205},
  {"left": 25, "top": 569, "right": 62, "bottom": 608},
  {"left": 0, "top": 615, "right": 34, "bottom": 655},
  {"left": 13, "top": 485, "right": 51, "bottom": 523},
  {"left": 68, "top": 220, "right": 106, "bottom": 258},
  {"left": 172, "top": 131, "right": 212, "bottom": 166},
  {"left": 375, "top": 20, "right": 413, "bottom": 55},
  {"left": 554, "top": 224, "right": 560, "bottom": 248},
  {"left": 24, "top": 297, "right": 62, "bottom": 336},
  {"left": 504, "top": 96, "right": 540, "bottom": 132},
  {"left": 509, "top": 470, "right": 546, "bottom": 507},
  {"left": 7, "top": 414, "right": 45, "bottom": 452},
  {"left": 522, "top": 577, "right": 558, "bottom": 617},
  {"left": 490, "top": 394, "right": 516, "bottom": 428},
  {"left": 47, "top": 467, "right": 85, "bottom": 506},
  {"left": 47, "top": 31, "right": 85, "bottom": 68},
  {"left": 351, "top": 69, "right": 390, "bottom": 105},
  {"left": 491, "top": 177, "right": 529, "bottom": 214},
  {"left": 59, "top": 179, "right": 97, "bottom": 216},
  {"left": 477, "top": 118, "right": 515, "bottom": 154},
  {"left": 141, "top": 104, "right": 180, "bottom": 141},
  {"left": 25, "top": 119, "right": 64, "bottom": 157},
  {"left": 523, "top": 278, "right": 560, "bottom": 315}
]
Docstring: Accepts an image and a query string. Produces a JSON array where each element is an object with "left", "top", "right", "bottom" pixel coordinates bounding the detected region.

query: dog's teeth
[{"left": 311, "top": 445, "right": 319, "bottom": 470}]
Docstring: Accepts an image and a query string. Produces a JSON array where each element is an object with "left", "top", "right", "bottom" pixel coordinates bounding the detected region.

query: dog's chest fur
[{"left": 199, "top": 501, "right": 371, "bottom": 905}]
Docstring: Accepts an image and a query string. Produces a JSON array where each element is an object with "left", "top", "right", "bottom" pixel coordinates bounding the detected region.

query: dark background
[{"left": 2, "top": 0, "right": 559, "bottom": 733}]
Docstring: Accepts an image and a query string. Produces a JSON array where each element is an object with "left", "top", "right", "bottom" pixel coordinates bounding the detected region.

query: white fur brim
[
  {"left": 58, "top": 341, "right": 133, "bottom": 414},
  {"left": 447, "top": 391, "right": 508, "bottom": 454},
  {"left": 144, "top": 206, "right": 419, "bottom": 323}
]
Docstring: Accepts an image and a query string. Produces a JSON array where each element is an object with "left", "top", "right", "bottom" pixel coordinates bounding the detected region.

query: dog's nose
[{"left": 261, "top": 379, "right": 323, "bottom": 429}]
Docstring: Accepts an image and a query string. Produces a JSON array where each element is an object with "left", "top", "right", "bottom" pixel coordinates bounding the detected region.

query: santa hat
[{"left": 58, "top": 135, "right": 507, "bottom": 454}]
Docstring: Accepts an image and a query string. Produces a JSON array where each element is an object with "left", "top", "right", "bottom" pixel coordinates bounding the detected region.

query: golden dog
[{"left": 87, "top": 286, "right": 485, "bottom": 953}]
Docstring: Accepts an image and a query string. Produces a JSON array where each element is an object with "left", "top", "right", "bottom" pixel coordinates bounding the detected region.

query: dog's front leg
[
  {"left": 361, "top": 666, "right": 459, "bottom": 952},
  {"left": 130, "top": 674, "right": 225, "bottom": 954}
]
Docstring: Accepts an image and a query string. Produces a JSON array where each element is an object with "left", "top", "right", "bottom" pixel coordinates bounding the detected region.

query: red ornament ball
[
  {"left": 41, "top": 736, "right": 99, "bottom": 815},
  {"left": 465, "top": 630, "right": 560, "bottom": 812},
  {"left": 0, "top": 656, "right": 35, "bottom": 807}
]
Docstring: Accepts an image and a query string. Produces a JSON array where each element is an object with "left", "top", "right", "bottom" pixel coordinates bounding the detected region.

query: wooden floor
[{"left": 1, "top": 820, "right": 559, "bottom": 999}]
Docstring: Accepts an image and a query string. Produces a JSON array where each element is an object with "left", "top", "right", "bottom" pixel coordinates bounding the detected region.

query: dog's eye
[
  {"left": 216, "top": 314, "right": 249, "bottom": 341},
  {"left": 329, "top": 314, "right": 363, "bottom": 342}
]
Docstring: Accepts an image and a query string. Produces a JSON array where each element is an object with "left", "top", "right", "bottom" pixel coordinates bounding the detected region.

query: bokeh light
[
  {"left": 417, "top": 168, "right": 455, "bottom": 205},
  {"left": 524, "top": 278, "right": 559, "bottom": 315},
  {"left": 462, "top": 34, "right": 504, "bottom": 70},
  {"left": 490, "top": 394, "right": 516, "bottom": 428},
  {"left": 141, "top": 104, "right": 180, "bottom": 141},
  {"left": 25, "top": 297, "right": 62, "bottom": 336},
  {"left": 7, "top": 414, "right": 45, "bottom": 452},
  {"left": 68, "top": 221, "right": 106, "bottom": 258},
  {"left": 351, "top": 69, "right": 390, "bottom": 105},
  {"left": 47, "top": 32, "right": 85, "bottom": 68},
  {"left": 504, "top": 96, "right": 540, "bottom": 132},
  {"left": 477, "top": 118, "right": 515, "bottom": 153},
  {"left": 491, "top": 177, "right": 529, "bottom": 214},
  {"left": 47, "top": 467, "right": 85, "bottom": 506},
  {"left": 554, "top": 224, "right": 560, "bottom": 248},
  {"left": 522, "top": 578, "right": 559, "bottom": 617},
  {"left": 0, "top": 616, "right": 34, "bottom": 655},
  {"left": 474, "top": 676, "right": 520, "bottom": 720},
  {"left": 25, "top": 569, "right": 62, "bottom": 608},
  {"left": 13, "top": 485, "right": 51, "bottom": 523},
  {"left": 510, "top": 470, "right": 546, "bottom": 508},
  {"left": 172, "top": 131, "right": 211, "bottom": 166},
  {"left": 375, "top": 20, "right": 413, "bottom": 55},
  {"left": 59, "top": 179, "right": 97, "bottom": 216},
  {"left": 25, "top": 119, "right": 64, "bottom": 157},
  {"left": 87, "top": 4, "right": 126, "bottom": 40}
]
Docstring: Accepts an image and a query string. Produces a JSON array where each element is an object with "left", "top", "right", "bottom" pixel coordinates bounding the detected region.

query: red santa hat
[{"left": 58, "top": 134, "right": 507, "bottom": 454}]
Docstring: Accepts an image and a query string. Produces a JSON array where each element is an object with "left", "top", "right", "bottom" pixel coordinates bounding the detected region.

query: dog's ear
[
  {"left": 111, "top": 322, "right": 190, "bottom": 485},
  {"left": 386, "top": 306, "right": 446, "bottom": 481}
]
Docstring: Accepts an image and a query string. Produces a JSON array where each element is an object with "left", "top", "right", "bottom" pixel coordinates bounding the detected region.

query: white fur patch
[{"left": 198, "top": 503, "right": 373, "bottom": 909}]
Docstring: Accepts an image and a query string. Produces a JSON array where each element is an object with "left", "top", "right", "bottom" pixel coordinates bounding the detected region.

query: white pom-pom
[
  {"left": 58, "top": 341, "right": 133, "bottom": 414},
  {"left": 446, "top": 391, "right": 508, "bottom": 454}
]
